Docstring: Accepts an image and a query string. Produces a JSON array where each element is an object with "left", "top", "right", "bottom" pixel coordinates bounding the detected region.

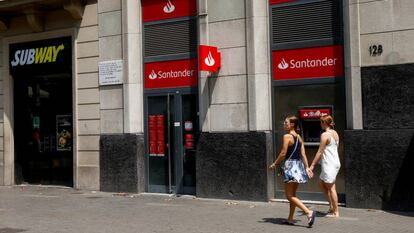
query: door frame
[{"left": 144, "top": 87, "right": 198, "bottom": 194}]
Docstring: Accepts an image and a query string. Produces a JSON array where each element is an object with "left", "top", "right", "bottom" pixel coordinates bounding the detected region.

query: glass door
[
  {"left": 14, "top": 74, "right": 73, "bottom": 186},
  {"left": 146, "top": 91, "right": 198, "bottom": 194}
]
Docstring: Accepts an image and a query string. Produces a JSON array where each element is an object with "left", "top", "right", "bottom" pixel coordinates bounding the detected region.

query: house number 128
[{"left": 369, "top": 45, "right": 383, "bottom": 56}]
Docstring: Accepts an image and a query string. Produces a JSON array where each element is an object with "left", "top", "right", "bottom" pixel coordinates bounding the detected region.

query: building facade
[{"left": 0, "top": 0, "right": 412, "bottom": 210}]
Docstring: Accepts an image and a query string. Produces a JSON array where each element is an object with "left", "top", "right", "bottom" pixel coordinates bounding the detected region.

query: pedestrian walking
[
  {"left": 269, "top": 116, "right": 316, "bottom": 227},
  {"left": 308, "top": 115, "right": 341, "bottom": 217}
]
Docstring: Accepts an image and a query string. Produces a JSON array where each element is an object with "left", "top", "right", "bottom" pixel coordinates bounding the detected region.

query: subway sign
[
  {"left": 142, "top": 0, "right": 197, "bottom": 22},
  {"left": 144, "top": 58, "right": 198, "bottom": 89},
  {"left": 272, "top": 45, "right": 344, "bottom": 80},
  {"left": 9, "top": 37, "right": 71, "bottom": 75}
]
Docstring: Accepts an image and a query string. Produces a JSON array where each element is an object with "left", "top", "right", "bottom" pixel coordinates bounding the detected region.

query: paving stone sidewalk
[{"left": 0, "top": 186, "right": 413, "bottom": 233}]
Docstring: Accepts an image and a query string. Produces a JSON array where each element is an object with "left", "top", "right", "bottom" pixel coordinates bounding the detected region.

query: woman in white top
[{"left": 308, "top": 115, "right": 341, "bottom": 217}]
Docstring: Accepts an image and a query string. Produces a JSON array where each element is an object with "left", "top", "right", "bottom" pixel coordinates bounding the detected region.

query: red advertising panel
[
  {"left": 272, "top": 45, "right": 344, "bottom": 80},
  {"left": 142, "top": 0, "right": 197, "bottom": 22},
  {"left": 270, "top": 0, "right": 294, "bottom": 5},
  {"left": 148, "top": 115, "right": 166, "bottom": 156},
  {"left": 299, "top": 109, "right": 331, "bottom": 119},
  {"left": 144, "top": 58, "right": 198, "bottom": 89}
]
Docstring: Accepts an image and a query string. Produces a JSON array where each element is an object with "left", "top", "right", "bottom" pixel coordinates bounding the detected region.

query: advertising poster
[{"left": 56, "top": 115, "right": 72, "bottom": 151}]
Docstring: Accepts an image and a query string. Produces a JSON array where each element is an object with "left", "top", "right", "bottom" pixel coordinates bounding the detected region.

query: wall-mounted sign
[
  {"left": 144, "top": 58, "right": 198, "bottom": 89},
  {"left": 299, "top": 109, "right": 331, "bottom": 119},
  {"left": 99, "top": 60, "right": 123, "bottom": 85},
  {"left": 369, "top": 44, "right": 383, "bottom": 56},
  {"left": 9, "top": 37, "right": 72, "bottom": 76},
  {"left": 142, "top": 0, "right": 197, "bottom": 22},
  {"left": 270, "top": 0, "right": 294, "bottom": 5},
  {"left": 272, "top": 45, "right": 344, "bottom": 81},
  {"left": 199, "top": 45, "right": 221, "bottom": 72}
]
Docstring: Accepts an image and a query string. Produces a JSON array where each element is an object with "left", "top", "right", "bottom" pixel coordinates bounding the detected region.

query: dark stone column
[
  {"left": 196, "top": 132, "right": 273, "bottom": 201},
  {"left": 344, "top": 130, "right": 414, "bottom": 210},
  {"left": 100, "top": 134, "right": 145, "bottom": 193}
]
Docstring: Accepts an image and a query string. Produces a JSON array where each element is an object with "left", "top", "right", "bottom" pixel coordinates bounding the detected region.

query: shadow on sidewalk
[
  {"left": 260, "top": 218, "right": 308, "bottom": 228},
  {"left": 0, "top": 227, "right": 27, "bottom": 233}
]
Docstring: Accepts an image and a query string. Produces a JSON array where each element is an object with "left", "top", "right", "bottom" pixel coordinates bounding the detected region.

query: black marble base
[
  {"left": 361, "top": 64, "right": 414, "bottom": 129},
  {"left": 196, "top": 132, "right": 273, "bottom": 201},
  {"left": 100, "top": 134, "right": 145, "bottom": 193},
  {"left": 344, "top": 130, "right": 414, "bottom": 210}
]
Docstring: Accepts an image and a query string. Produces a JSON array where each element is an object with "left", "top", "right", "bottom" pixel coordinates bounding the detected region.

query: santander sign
[
  {"left": 273, "top": 45, "right": 344, "bottom": 80},
  {"left": 142, "top": 0, "right": 197, "bottom": 22},
  {"left": 145, "top": 59, "right": 198, "bottom": 89}
]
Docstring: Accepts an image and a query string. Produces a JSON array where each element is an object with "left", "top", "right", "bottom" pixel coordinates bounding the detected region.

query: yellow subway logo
[{"left": 11, "top": 44, "right": 65, "bottom": 67}]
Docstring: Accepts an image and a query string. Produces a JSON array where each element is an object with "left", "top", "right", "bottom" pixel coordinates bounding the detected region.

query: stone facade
[
  {"left": 0, "top": 0, "right": 412, "bottom": 210},
  {"left": 344, "top": 0, "right": 414, "bottom": 210}
]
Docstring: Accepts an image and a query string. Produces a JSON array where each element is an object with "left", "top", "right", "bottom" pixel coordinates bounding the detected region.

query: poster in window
[{"left": 56, "top": 115, "right": 72, "bottom": 151}]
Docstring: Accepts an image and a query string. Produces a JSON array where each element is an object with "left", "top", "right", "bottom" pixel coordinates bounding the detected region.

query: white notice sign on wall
[{"left": 99, "top": 60, "right": 123, "bottom": 85}]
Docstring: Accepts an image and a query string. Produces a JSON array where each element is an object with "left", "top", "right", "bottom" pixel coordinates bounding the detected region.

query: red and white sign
[
  {"left": 270, "top": 0, "right": 294, "bottom": 5},
  {"left": 272, "top": 45, "right": 344, "bottom": 81},
  {"left": 299, "top": 109, "right": 331, "bottom": 119},
  {"left": 142, "top": 0, "right": 197, "bottom": 22},
  {"left": 144, "top": 58, "right": 198, "bottom": 89},
  {"left": 199, "top": 45, "right": 221, "bottom": 72}
]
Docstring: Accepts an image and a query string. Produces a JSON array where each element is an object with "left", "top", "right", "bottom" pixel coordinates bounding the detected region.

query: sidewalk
[{"left": 0, "top": 186, "right": 413, "bottom": 233}]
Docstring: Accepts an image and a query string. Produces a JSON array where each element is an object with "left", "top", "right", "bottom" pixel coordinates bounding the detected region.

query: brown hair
[
  {"left": 286, "top": 115, "right": 300, "bottom": 133},
  {"left": 320, "top": 115, "right": 335, "bottom": 129}
]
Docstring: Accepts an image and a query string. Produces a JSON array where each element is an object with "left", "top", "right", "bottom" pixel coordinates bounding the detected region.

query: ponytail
[
  {"left": 286, "top": 116, "right": 300, "bottom": 133},
  {"left": 320, "top": 115, "right": 335, "bottom": 129}
]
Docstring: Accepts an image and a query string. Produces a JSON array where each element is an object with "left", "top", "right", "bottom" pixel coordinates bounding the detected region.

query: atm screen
[
  {"left": 302, "top": 120, "right": 322, "bottom": 143},
  {"left": 298, "top": 107, "right": 332, "bottom": 145}
]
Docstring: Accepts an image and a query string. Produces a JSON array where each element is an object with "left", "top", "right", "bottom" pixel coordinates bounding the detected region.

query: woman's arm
[
  {"left": 298, "top": 135, "right": 309, "bottom": 168},
  {"left": 309, "top": 132, "right": 329, "bottom": 171},
  {"left": 269, "top": 134, "right": 291, "bottom": 169}
]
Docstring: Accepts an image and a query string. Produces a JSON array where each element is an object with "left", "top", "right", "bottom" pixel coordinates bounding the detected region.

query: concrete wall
[
  {"left": 76, "top": 2, "right": 100, "bottom": 190},
  {"left": 199, "top": 0, "right": 272, "bottom": 132},
  {"left": 98, "top": 0, "right": 123, "bottom": 134},
  {"left": 196, "top": 0, "right": 273, "bottom": 201},
  {"left": 359, "top": 0, "right": 414, "bottom": 67}
]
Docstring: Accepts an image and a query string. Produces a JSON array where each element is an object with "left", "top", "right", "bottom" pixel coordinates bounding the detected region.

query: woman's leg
[
  {"left": 285, "top": 183, "right": 297, "bottom": 222},
  {"left": 325, "top": 182, "right": 339, "bottom": 217},
  {"left": 285, "top": 183, "right": 312, "bottom": 215},
  {"left": 319, "top": 180, "right": 333, "bottom": 212}
]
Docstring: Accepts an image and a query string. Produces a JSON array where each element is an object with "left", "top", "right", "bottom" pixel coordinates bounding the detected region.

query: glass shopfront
[{"left": 10, "top": 37, "right": 73, "bottom": 186}]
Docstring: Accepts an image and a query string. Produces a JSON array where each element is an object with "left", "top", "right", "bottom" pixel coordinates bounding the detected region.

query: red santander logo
[
  {"left": 199, "top": 45, "right": 221, "bottom": 72},
  {"left": 145, "top": 59, "right": 198, "bottom": 89},
  {"left": 142, "top": 0, "right": 197, "bottom": 22},
  {"left": 163, "top": 0, "right": 175, "bottom": 13},
  {"left": 272, "top": 45, "right": 344, "bottom": 80}
]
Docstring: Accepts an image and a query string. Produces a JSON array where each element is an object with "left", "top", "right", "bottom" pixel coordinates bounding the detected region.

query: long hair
[{"left": 320, "top": 115, "right": 335, "bottom": 129}]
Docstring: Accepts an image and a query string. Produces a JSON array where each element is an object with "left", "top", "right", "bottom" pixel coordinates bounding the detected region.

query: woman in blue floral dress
[{"left": 269, "top": 116, "right": 316, "bottom": 227}]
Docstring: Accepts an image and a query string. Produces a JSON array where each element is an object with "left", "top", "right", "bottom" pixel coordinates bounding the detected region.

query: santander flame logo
[
  {"left": 149, "top": 70, "right": 157, "bottom": 80},
  {"left": 278, "top": 58, "right": 289, "bottom": 70},
  {"left": 204, "top": 52, "right": 216, "bottom": 67},
  {"left": 163, "top": 0, "right": 175, "bottom": 14}
]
